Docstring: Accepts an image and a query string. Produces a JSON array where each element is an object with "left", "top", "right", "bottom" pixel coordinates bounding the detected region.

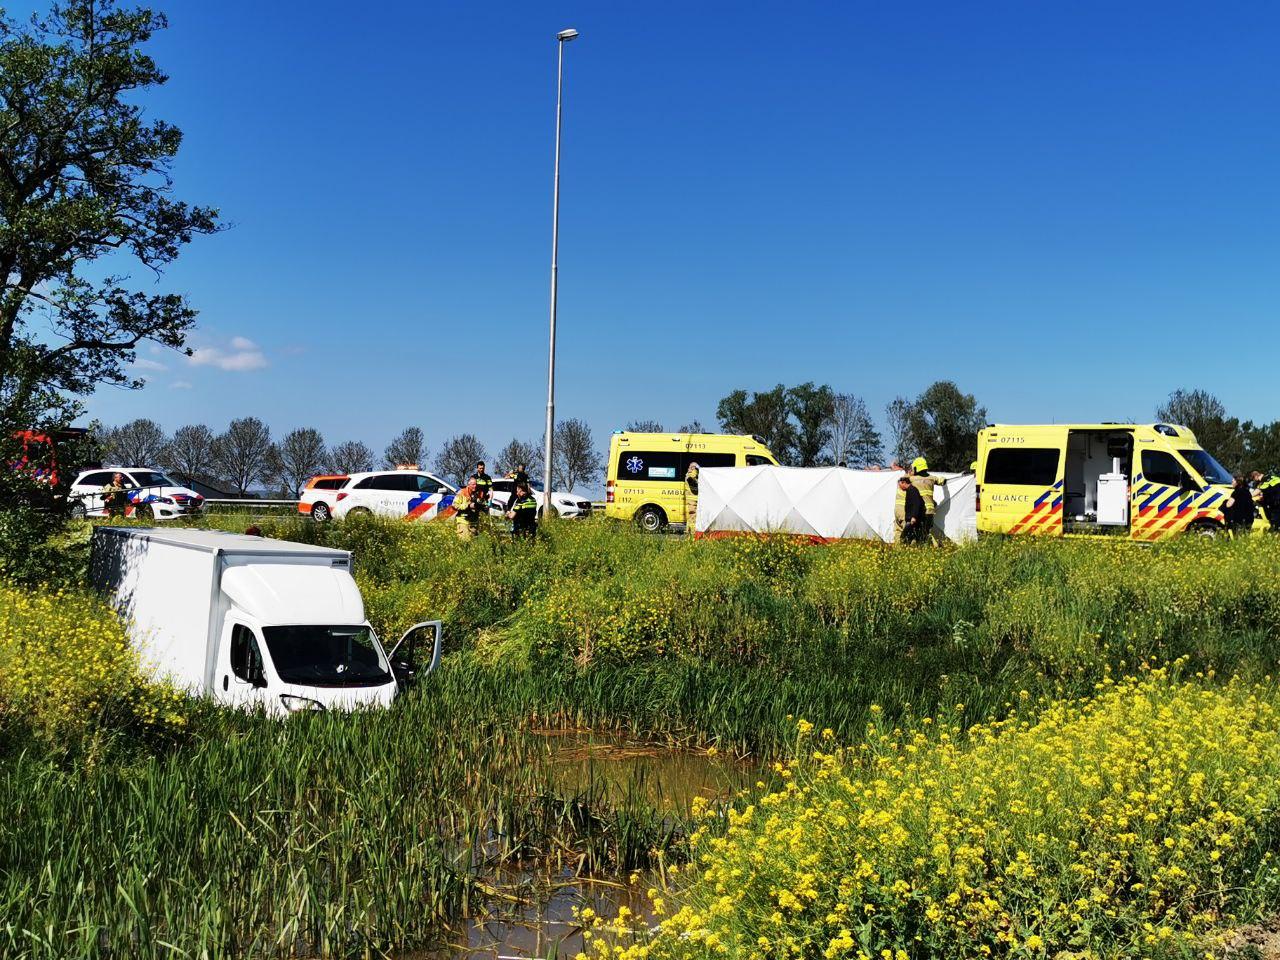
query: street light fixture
[{"left": 542, "top": 27, "right": 578, "bottom": 521}]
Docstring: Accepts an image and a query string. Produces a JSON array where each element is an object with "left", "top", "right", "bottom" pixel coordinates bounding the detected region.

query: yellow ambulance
[
  {"left": 976, "top": 423, "right": 1237, "bottom": 540},
  {"left": 606, "top": 432, "right": 778, "bottom": 532}
]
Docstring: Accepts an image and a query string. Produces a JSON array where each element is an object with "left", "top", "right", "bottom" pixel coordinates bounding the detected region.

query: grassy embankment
[{"left": 4, "top": 517, "right": 1280, "bottom": 957}]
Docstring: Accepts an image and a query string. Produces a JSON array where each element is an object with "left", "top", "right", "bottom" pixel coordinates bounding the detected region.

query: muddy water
[{"left": 428, "top": 732, "right": 754, "bottom": 958}]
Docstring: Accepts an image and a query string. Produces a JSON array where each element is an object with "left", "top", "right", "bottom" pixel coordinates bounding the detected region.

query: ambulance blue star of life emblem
[{"left": 626, "top": 456, "right": 644, "bottom": 474}]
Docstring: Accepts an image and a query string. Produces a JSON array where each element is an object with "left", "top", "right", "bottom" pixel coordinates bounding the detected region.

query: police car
[
  {"left": 321, "top": 469, "right": 458, "bottom": 522},
  {"left": 487, "top": 477, "right": 592, "bottom": 519},
  {"left": 69, "top": 467, "right": 204, "bottom": 520}
]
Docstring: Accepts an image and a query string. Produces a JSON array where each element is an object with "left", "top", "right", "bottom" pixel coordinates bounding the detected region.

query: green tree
[
  {"left": 0, "top": 1, "right": 219, "bottom": 433},
  {"left": 1155, "top": 389, "right": 1245, "bottom": 472},
  {"left": 786, "top": 382, "right": 836, "bottom": 467},
  {"left": 901, "top": 381, "right": 986, "bottom": 472},
  {"left": 1243, "top": 421, "right": 1280, "bottom": 475},
  {"left": 716, "top": 385, "right": 795, "bottom": 462}
]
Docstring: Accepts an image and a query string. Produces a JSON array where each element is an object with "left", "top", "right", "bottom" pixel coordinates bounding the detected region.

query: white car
[
  {"left": 325, "top": 470, "right": 458, "bottom": 522},
  {"left": 487, "top": 477, "right": 593, "bottom": 519},
  {"left": 70, "top": 467, "right": 204, "bottom": 521}
]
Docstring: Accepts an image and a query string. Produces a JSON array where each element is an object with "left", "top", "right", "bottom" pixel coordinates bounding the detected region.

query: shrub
[
  {"left": 0, "top": 580, "right": 189, "bottom": 754},
  {"left": 617, "top": 671, "right": 1280, "bottom": 960}
]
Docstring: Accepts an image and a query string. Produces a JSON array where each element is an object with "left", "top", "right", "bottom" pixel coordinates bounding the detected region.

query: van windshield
[
  {"left": 1179, "top": 449, "right": 1233, "bottom": 486},
  {"left": 261, "top": 625, "right": 391, "bottom": 687},
  {"left": 128, "top": 470, "right": 174, "bottom": 487}
]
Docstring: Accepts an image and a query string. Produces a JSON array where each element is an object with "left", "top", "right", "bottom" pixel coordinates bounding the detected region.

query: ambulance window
[
  {"left": 985, "top": 448, "right": 1060, "bottom": 485},
  {"left": 746, "top": 455, "right": 776, "bottom": 466},
  {"left": 683, "top": 453, "right": 735, "bottom": 471},
  {"left": 1142, "top": 451, "right": 1184, "bottom": 488},
  {"left": 617, "top": 451, "right": 681, "bottom": 480}
]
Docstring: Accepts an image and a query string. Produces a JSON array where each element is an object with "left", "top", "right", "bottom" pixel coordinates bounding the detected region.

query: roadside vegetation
[{"left": 5, "top": 517, "right": 1280, "bottom": 956}]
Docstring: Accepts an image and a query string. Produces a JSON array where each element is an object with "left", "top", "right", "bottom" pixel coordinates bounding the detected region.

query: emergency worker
[
  {"left": 684, "top": 461, "right": 699, "bottom": 535},
  {"left": 1223, "top": 476, "right": 1257, "bottom": 533},
  {"left": 453, "top": 478, "right": 482, "bottom": 541},
  {"left": 908, "top": 456, "right": 947, "bottom": 542},
  {"left": 507, "top": 462, "right": 530, "bottom": 487},
  {"left": 506, "top": 480, "right": 539, "bottom": 539},
  {"left": 1250, "top": 470, "right": 1280, "bottom": 530},
  {"left": 103, "top": 472, "right": 129, "bottom": 518},
  {"left": 470, "top": 461, "right": 493, "bottom": 507},
  {"left": 898, "top": 476, "right": 928, "bottom": 544}
]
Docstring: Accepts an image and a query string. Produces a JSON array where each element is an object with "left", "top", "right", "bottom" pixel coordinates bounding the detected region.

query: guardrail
[{"left": 202, "top": 498, "right": 300, "bottom": 514}]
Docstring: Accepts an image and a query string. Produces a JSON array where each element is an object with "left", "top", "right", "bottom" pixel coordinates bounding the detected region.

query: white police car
[
  {"left": 326, "top": 470, "right": 458, "bottom": 522},
  {"left": 487, "top": 477, "right": 592, "bottom": 519},
  {"left": 69, "top": 467, "right": 204, "bottom": 520}
]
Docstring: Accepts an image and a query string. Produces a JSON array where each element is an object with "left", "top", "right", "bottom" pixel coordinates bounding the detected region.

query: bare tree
[
  {"left": 825, "top": 394, "right": 883, "bottom": 467},
  {"left": 626, "top": 419, "right": 664, "bottom": 433},
  {"left": 161, "top": 424, "right": 215, "bottom": 486},
  {"left": 496, "top": 437, "right": 542, "bottom": 476},
  {"left": 885, "top": 396, "right": 912, "bottom": 466},
  {"left": 213, "top": 417, "right": 273, "bottom": 496},
  {"left": 436, "top": 433, "right": 488, "bottom": 486},
  {"left": 101, "top": 418, "right": 169, "bottom": 466},
  {"left": 384, "top": 426, "right": 426, "bottom": 469},
  {"left": 552, "top": 418, "right": 600, "bottom": 492},
  {"left": 678, "top": 420, "right": 707, "bottom": 433},
  {"left": 330, "top": 440, "right": 374, "bottom": 475},
  {"left": 268, "top": 427, "right": 328, "bottom": 498}
]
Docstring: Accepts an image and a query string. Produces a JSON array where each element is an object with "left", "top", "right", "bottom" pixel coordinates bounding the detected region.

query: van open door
[
  {"left": 1063, "top": 430, "right": 1133, "bottom": 536},
  {"left": 387, "top": 620, "right": 443, "bottom": 689}
]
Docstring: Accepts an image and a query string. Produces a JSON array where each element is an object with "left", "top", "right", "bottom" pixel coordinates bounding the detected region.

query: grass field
[{"left": 4, "top": 516, "right": 1280, "bottom": 957}]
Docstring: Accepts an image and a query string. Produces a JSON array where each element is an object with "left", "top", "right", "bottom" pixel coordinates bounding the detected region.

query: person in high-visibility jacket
[
  {"left": 505, "top": 480, "right": 538, "bottom": 539},
  {"left": 1251, "top": 471, "right": 1280, "bottom": 530},
  {"left": 453, "top": 478, "right": 482, "bottom": 541},
  {"left": 908, "top": 456, "right": 948, "bottom": 542},
  {"left": 685, "top": 461, "right": 700, "bottom": 535}
]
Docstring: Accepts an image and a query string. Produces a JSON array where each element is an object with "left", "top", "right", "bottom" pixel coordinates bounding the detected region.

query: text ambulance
[{"left": 976, "top": 423, "right": 1235, "bottom": 540}]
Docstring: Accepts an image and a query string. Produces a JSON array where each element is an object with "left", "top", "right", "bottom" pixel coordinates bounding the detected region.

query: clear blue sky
[{"left": 44, "top": 1, "right": 1280, "bottom": 468}]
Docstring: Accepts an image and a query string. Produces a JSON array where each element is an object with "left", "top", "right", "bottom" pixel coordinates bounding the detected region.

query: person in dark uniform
[
  {"left": 470, "top": 461, "right": 493, "bottom": 507},
  {"left": 507, "top": 462, "right": 530, "bottom": 487},
  {"left": 1250, "top": 470, "right": 1280, "bottom": 531},
  {"left": 1223, "top": 475, "right": 1257, "bottom": 533},
  {"left": 505, "top": 480, "right": 539, "bottom": 539},
  {"left": 898, "top": 475, "right": 928, "bottom": 544}
]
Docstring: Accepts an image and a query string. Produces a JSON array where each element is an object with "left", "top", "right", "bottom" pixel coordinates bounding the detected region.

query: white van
[{"left": 90, "top": 527, "right": 441, "bottom": 714}]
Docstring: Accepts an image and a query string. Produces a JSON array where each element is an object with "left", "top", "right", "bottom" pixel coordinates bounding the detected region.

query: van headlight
[{"left": 280, "top": 694, "right": 325, "bottom": 712}]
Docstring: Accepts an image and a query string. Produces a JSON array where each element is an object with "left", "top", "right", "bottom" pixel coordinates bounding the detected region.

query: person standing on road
[
  {"left": 684, "top": 460, "right": 700, "bottom": 535},
  {"left": 1250, "top": 470, "right": 1280, "bottom": 531},
  {"left": 453, "top": 478, "right": 482, "bottom": 541},
  {"left": 898, "top": 475, "right": 928, "bottom": 544},
  {"left": 506, "top": 480, "right": 539, "bottom": 540}
]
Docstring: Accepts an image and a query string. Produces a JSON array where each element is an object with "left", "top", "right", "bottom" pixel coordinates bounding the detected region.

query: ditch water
[{"left": 424, "top": 731, "right": 754, "bottom": 959}]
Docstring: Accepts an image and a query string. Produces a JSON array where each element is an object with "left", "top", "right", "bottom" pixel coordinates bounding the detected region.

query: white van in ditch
[{"left": 89, "top": 527, "right": 441, "bottom": 714}]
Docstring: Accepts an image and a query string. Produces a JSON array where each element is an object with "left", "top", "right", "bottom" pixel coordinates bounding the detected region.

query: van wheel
[
  {"left": 636, "top": 505, "right": 667, "bottom": 533},
  {"left": 69, "top": 502, "right": 87, "bottom": 520},
  {"left": 1189, "top": 521, "right": 1220, "bottom": 539},
  {"left": 311, "top": 502, "right": 331, "bottom": 522}
]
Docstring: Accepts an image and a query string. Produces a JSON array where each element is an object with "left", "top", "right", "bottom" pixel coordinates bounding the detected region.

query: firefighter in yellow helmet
[{"left": 908, "top": 456, "right": 948, "bottom": 543}]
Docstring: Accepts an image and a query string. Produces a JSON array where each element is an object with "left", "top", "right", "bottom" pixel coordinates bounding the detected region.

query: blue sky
[{"left": 36, "top": 1, "right": 1280, "bottom": 467}]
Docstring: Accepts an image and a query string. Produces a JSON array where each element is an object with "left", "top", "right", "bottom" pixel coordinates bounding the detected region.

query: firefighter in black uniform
[
  {"left": 506, "top": 480, "right": 539, "bottom": 539},
  {"left": 471, "top": 461, "right": 493, "bottom": 509}
]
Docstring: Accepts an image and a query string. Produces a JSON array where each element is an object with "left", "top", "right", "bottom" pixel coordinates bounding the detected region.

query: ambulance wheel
[
  {"left": 1189, "top": 520, "right": 1220, "bottom": 539},
  {"left": 636, "top": 505, "right": 667, "bottom": 533},
  {"left": 69, "top": 502, "right": 86, "bottom": 520},
  {"left": 311, "top": 502, "right": 332, "bottom": 522}
]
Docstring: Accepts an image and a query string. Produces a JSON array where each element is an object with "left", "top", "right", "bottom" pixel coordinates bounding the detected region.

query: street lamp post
[{"left": 542, "top": 27, "right": 578, "bottom": 522}]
